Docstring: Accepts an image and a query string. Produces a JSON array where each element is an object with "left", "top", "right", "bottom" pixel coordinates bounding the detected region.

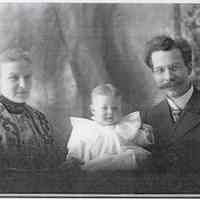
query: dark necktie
[{"left": 171, "top": 108, "right": 182, "bottom": 122}]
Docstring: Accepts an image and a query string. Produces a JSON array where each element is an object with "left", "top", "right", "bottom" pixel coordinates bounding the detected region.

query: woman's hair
[
  {"left": 144, "top": 35, "right": 192, "bottom": 70},
  {"left": 0, "top": 47, "right": 31, "bottom": 64},
  {"left": 91, "top": 83, "right": 121, "bottom": 101}
]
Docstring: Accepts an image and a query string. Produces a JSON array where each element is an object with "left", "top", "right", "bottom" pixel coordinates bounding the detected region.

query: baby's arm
[
  {"left": 81, "top": 146, "right": 151, "bottom": 172},
  {"left": 64, "top": 155, "right": 84, "bottom": 168}
]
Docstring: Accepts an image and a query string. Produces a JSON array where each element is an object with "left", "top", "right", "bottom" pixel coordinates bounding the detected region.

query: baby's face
[{"left": 91, "top": 95, "right": 122, "bottom": 126}]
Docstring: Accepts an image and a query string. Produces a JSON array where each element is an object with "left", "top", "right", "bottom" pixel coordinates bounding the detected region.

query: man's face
[
  {"left": 91, "top": 95, "right": 122, "bottom": 126},
  {"left": 151, "top": 48, "right": 191, "bottom": 98},
  {"left": 0, "top": 60, "right": 32, "bottom": 103}
]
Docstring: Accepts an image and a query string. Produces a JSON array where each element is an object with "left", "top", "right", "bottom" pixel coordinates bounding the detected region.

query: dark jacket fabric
[{"left": 142, "top": 88, "right": 200, "bottom": 174}]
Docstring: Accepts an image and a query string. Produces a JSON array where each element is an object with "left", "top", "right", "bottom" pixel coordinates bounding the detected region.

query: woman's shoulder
[
  {"left": 25, "top": 105, "right": 51, "bottom": 132},
  {"left": 0, "top": 102, "right": 7, "bottom": 114},
  {"left": 25, "top": 104, "right": 48, "bottom": 120}
]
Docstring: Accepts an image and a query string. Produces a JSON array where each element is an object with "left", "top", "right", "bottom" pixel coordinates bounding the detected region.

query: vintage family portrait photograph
[{"left": 0, "top": 1, "right": 199, "bottom": 197}]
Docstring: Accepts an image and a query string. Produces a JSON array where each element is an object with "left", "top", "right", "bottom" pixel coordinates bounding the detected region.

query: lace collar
[{"left": 0, "top": 95, "right": 26, "bottom": 114}]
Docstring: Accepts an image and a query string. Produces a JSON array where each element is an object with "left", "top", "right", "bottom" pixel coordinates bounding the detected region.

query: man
[{"left": 143, "top": 35, "right": 200, "bottom": 175}]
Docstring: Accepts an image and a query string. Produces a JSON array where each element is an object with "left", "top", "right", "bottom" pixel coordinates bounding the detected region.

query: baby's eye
[
  {"left": 102, "top": 106, "right": 108, "bottom": 110},
  {"left": 153, "top": 67, "right": 165, "bottom": 73},
  {"left": 112, "top": 106, "right": 119, "bottom": 111}
]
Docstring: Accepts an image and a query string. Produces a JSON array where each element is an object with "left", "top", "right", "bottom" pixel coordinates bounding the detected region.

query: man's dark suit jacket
[{"left": 142, "top": 87, "right": 200, "bottom": 174}]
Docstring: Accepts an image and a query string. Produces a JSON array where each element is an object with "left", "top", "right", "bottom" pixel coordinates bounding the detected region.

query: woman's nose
[{"left": 19, "top": 78, "right": 26, "bottom": 88}]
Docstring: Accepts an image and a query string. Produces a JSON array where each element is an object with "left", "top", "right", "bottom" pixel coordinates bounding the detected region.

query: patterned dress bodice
[{"left": 0, "top": 96, "right": 57, "bottom": 169}]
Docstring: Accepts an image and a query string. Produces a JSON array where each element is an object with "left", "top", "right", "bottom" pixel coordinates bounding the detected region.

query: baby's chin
[{"left": 98, "top": 120, "right": 120, "bottom": 126}]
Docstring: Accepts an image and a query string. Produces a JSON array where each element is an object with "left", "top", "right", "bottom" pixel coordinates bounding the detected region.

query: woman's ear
[
  {"left": 90, "top": 104, "right": 95, "bottom": 115},
  {"left": 187, "top": 63, "right": 193, "bottom": 75},
  {"left": 90, "top": 104, "right": 96, "bottom": 120}
]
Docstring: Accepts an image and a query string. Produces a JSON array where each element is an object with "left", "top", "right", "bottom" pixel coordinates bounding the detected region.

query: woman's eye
[{"left": 9, "top": 75, "right": 18, "bottom": 81}]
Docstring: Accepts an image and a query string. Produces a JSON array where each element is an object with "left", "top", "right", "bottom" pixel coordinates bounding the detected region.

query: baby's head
[{"left": 90, "top": 83, "right": 122, "bottom": 126}]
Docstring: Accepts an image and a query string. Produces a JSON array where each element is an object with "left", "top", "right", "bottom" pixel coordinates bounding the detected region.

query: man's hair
[
  {"left": 144, "top": 35, "right": 192, "bottom": 70},
  {"left": 0, "top": 47, "right": 31, "bottom": 64},
  {"left": 91, "top": 83, "right": 121, "bottom": 101}
]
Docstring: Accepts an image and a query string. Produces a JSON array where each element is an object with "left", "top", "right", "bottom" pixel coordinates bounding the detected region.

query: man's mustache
[{"left": 159, "top": 81, "right": 178, "bottom": 89}]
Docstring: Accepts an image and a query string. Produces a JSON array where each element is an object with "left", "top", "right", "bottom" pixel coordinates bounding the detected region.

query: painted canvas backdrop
[{"left": 0, "top": 3, "right": 180, "bottom": 151}]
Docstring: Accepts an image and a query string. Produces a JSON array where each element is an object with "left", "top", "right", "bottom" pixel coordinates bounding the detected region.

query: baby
[{"left": 66, "top": 83, "right": 154, "bottom": 171}]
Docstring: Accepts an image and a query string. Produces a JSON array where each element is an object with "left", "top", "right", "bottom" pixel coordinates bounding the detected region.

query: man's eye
[
  {"left": 159, "top": 68, "right": 165, "bottom": 73},
  {"left": 170, "top": 64, "right": 182, "bottom": 71},
  {"left": 24, "top": 75, "right": 32, "bottom": 80},
  {"left": 154, "top": 67, "right": 165, "bottom": 73},
  {"left": 170, "top": 65, "right": 178, "bottom": 71}
]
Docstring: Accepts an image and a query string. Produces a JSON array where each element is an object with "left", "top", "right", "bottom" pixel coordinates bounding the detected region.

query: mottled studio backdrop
[{"left": 0, "top": 3, "right": 199, "bottom": 151}]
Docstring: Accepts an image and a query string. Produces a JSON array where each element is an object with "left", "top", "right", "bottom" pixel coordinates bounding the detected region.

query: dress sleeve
[
  {"left": 29, "top": 108, "right": 63, "bottom": 168},
  {"left": 46, "top": 121, "right": 65, "bottom": 167}
]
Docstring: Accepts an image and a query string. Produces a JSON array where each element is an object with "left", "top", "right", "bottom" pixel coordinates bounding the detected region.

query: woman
[{"left": 0, "top": 48, "right": 59, "bottom": 170}]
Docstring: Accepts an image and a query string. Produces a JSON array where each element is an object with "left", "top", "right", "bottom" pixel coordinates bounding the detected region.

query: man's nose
[{"left": 163, "top": 68, "right": 174, "bottom": 81}]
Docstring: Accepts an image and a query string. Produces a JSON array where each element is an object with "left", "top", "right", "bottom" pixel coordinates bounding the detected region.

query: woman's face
[{"left": 0, "top": 60, "right": 32, "bottom": 103}]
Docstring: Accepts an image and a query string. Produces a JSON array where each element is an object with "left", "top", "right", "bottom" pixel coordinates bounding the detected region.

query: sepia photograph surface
[{"left": 0, "top": 2, "right": 198, "bottom": 197}]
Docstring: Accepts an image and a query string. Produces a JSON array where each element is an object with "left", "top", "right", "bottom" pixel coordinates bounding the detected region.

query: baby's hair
[{"left": 91, "top": 83, "right": 122, "bottom": 101}]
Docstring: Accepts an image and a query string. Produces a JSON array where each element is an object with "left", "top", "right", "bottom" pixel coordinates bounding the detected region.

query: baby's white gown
[{"left": 67, "top": 112, "right": 154, "bottom": 171}]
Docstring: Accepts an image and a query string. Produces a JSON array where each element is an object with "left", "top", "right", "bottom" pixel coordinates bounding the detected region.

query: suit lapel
[
  {"left": 152, "top": 100, "right": 175, "bottom": 145},
  {"left": 172, "top": 88, "right": 200, "bottom": 142}
]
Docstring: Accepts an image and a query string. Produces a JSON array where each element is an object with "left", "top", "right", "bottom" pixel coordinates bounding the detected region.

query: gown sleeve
[
  {"left": 67, "top": 117, "right": 97, "bottom": 163},
  {"left": 116, "top": 111, "right": 154, "bottom": 148}
]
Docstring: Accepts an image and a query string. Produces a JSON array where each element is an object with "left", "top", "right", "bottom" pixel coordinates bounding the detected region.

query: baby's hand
[
  {"left": 141, "top": 123, "right": 153, "bottom": 134},
  {"left": 132, "top": 123, "right": 154, "bottom": 147},
  {"left": 140, "top": 123, "right": 154, "bottom": 144}
]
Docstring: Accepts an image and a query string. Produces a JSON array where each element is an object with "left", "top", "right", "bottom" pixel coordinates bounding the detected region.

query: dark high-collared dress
[{"left": 0, "top": 95, "right": 59, "bottom": 170}]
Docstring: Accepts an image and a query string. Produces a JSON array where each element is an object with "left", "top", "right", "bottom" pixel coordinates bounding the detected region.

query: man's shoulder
[
  {"left": 142, "top": 87, "right": 200, "bottom": 119},
  {"left": 141, "top": 99, "right": 167, "bottom": 123},
  {"left": 185, "top": 87, "right": 200, "bottom": 111},
  {"left": 192, "top": 87, "right": 200, "bottom": 99},
  {"left": 142, "top": 100, "right": 166, "bottom": 114}
]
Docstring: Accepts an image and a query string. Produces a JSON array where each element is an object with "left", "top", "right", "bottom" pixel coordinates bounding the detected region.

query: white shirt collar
[{"left": 167, "top": 85, "right": 194, "bottom": 110}]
